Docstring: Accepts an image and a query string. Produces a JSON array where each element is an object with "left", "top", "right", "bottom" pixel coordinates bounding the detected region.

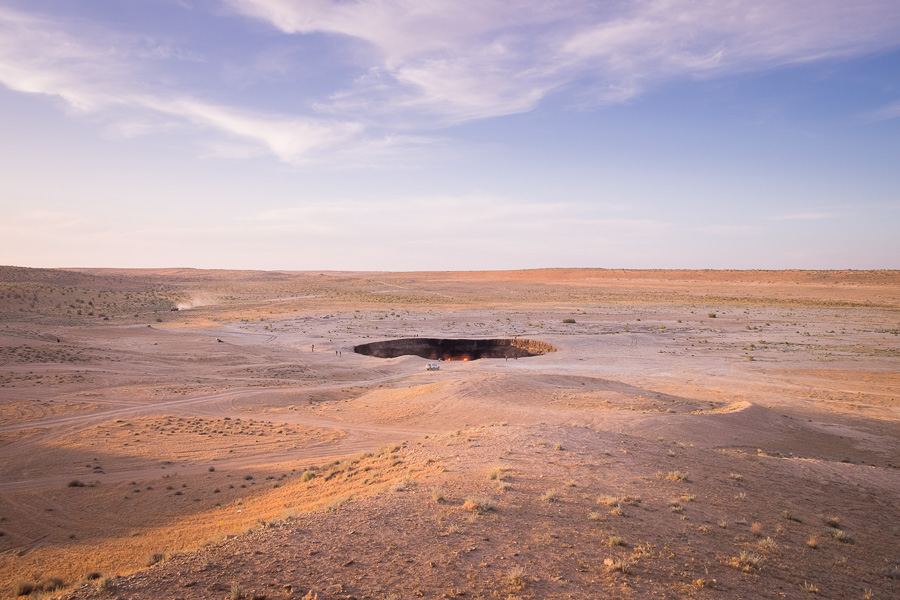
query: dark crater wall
[{"left": 353, "top": 338, "right": 557, "bottom": 361}]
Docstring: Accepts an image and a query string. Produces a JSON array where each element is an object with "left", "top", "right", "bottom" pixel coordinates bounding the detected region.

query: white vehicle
[{"left": 426, "top": 362, "right": 440, "bottom": 371}]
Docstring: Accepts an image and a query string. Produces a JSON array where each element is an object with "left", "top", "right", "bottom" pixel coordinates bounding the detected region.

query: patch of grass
[
  {"left": 145, "top": 552, "right": 165, "bottom": 567},
  {"left": 726, "top": 551, "right": 764, "bottom": 572},
  {"left": 751, "top": 522, "right": 763, "bottom": 536},
  {"left": 505, "top": 566, "right": 526, "bottom": 590},
  {"left": 782, "top": 510, "right": 802, "bottom": 522},
  {"left": 807, "top": 536, "right": 818, "bottom": 549},
  {"left": 230, "top": 584, "right": 243, "bottom": 600},
  {"left": 540, "top": 490, "right": 558, "bottom": 503},
  {"left": 488, "top": 466, "right": 510, "bottom": 481},
  {"left": 824, "top": 515, "right": 840, "bottom": 528},
  {"left": 431, "top": 488, "right": 445, "bottom": 502},
  {"left": 757, "top": 536, "right": 778, "bottom": 551},
  {"left": 666, "top": 470, "right": 689, "bottom": 482},
  {"left": 38, "top": 577, "right": 64, "bottom": 592},
  {"left": 823, "top": 527, "right": 854, "bottom": 544},
  {"left": 801, "top": 581, "right": 820, "bottom": 594},
  {"left": 607, "top": 536, "right": 627, "bottom": 547},
  {"left": 729, "top": 473, "right": 743, "bottom": 481},
  {"left": 300, "top": 469, "right": 316, "bottom": 482},
  {"left": 562, "top": 318, "right": 576, "bottom": 324},
  {"left": 605, "top": 558, "right": 634, "bottom": 574},
  {"left": 462, "top": 496, "right": 494, "bottom": 513},
  {"left": 96, "top": 576, "right": 113, "bottom": 593},
  {"left": 12, "top": 581, "right": 34, "bottom": 597},
  {"left": 588, "top": 512, "right": 602, "bottom": 521}
]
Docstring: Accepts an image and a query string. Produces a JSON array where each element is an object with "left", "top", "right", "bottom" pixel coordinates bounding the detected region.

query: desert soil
[{"left": 0, "top": 266, "right": 898, "bottom": 599}]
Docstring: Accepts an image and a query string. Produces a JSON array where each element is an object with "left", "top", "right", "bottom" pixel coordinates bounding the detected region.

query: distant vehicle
[{"left": 426, "top": 363, "right": 440, "bottom": 371}]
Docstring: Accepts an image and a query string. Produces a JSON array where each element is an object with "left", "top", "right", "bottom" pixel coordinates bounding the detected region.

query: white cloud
[
  {"left": 0, "top": 7, "right": 362, "bottom": 164},
  {"left": 2, "top": 2, "right": 900, "bottom": 165},
  {"left": 227, "top": 0, "right": 900, "bottom": 121}
]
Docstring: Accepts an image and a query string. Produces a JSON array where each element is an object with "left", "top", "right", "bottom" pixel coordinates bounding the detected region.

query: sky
[{"left": 1, "top": 0, "right": 899, "bottom": 271}]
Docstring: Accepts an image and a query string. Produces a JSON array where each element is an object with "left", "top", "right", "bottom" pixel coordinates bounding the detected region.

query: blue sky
[{"left": 1, "top": 0, "right": 899, "bottom": 270}]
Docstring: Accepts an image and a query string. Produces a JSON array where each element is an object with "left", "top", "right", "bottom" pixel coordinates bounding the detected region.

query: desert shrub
[
  {"left": 758, "top": 537, "right": 778, "bottom": 551},
  {"left": 38, "top": 578, "right": 64, "bottom": 592},
  {"left": 506, "top": 566, "right": 526, "bottom": 590},
  {"left": 12, "top": 582, "right": 34, "bottom": 596},
  {"left": 666, "top": 470, "right": 689, "bottom": 482},
  {"left": 145, "top": 552, "right": 165, "bottom": 567},
  {"left": 540, "top": 490, "right": 558, "bottom": 503},
  {"left": 300, "top": 470, "right": 316, "bottom": 482},
  {"left": 562, "top": 318, "right": 576, "bottom": 323},
  {"left": 462, "top": 497, "right": 494, "bottom": 513},
  {"left": 67, "top": 479, "right": 85, "bottom": 487},
  {"left": 606, "top": 558, "right": 634, "bottom": 573}
]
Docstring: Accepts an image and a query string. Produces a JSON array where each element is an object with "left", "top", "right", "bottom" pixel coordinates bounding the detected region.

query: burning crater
[{"left": 353, "top": 338, "right": 557, "bottom": 361}]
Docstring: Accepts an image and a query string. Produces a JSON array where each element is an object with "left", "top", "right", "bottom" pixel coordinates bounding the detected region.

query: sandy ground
[{"left": 0, "top": 267, "right": 898, "bottom": 599}]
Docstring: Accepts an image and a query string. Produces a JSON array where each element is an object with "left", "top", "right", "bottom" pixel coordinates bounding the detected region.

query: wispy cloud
[
  {"left": 769, "top": 212, "right": 836, "bottom": 221},
  {"left": 0, "top": 7, "right": 363, "bottom": 164},
  {"left": 699, "top": 224, "right": 755, "bottom": 234},
  {"left": 861, "top": 98, "right": 900, "bottom": 122},
  {"left": 227, "top": 0, "right": 900, "bottom": 121},
  {"left": 2, "top": 2, "right": 899, "bottom": 164}
]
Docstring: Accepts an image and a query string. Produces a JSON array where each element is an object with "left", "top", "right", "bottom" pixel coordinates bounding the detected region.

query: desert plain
[{"left": 0, "top": 266, "right": 898, "bottom": 600}]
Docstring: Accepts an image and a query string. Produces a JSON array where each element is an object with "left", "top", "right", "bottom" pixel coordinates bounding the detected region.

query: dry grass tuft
[
  {"left": 801, "top": 581, "right": 820, "bottom": 594},
  {"left": 757, "top": 536, "right": 778, "bottom": 551},
  {"left": 726, "top": 551, "right": 764, "bottom": 572},
  {"left": 605, "top": 557, "right": 635, "bottom": 574},
  {"left": 505, "top": 566, "right": 526, "bottom": 590},
  {"left": 823, "top": 527, "right": 854, "bottom": 544},
  {"left": 666, "top": 470, "right": 689, "bottom": 482},
  {"left": 145, "top": 552, "right": 165, "bottom": 567},
  {"left": 462, "top": 496, "right": 494, "bottom": 513},
  {"left": 12, "top": 582, "right": 34, "bottom": 597}
]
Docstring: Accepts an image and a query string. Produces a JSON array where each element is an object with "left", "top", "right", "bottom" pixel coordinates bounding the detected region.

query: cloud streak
[
  {"left": 0, "top": 7, "right": 363, "bottom": 164},
  {"left": 1, "top": 2, "right": 899, "bottom": 163},
  {"left": 769, "top": 212, "right": 836, "bottom": 221},
  {"left": 228, "top": 0, "right": 900, "bottom": 121}
]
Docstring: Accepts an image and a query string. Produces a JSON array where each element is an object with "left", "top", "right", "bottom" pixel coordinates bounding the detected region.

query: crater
[{"left": 353, "top": 338, "right": 557, "bottom": 361}]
